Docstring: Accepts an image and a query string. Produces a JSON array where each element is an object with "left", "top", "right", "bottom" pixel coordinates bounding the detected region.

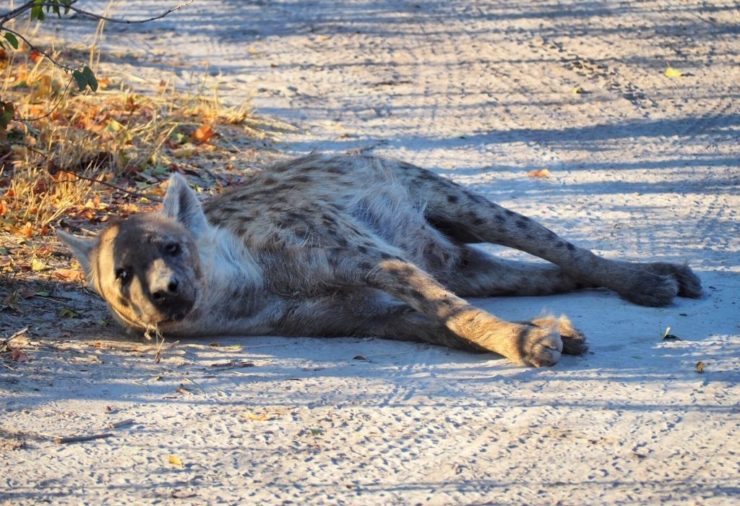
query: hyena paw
[
  {"left": 645, "top": 263, "right": 702, "bottom": 299},
  {"left": 619, "top": 271, "right": 679, "bottom": 307},
  {"left": 515, "top": 322, "right": 563, "bottom": 367},
  {"left": 530, "top": 315, "right": 588, "bottom": 356}
]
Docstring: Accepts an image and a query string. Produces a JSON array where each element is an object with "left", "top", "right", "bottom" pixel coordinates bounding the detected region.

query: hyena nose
[{"left": 151, "top": 278, "right": 179, "bottom": 303}]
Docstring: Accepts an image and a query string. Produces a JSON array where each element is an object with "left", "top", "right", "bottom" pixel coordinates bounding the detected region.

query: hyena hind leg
[
  {"left": 439, "top": 246, "right": 594, "bottom": 298},
  {"left": 415, "top": 177, "right": 699, "bottom": 306}
]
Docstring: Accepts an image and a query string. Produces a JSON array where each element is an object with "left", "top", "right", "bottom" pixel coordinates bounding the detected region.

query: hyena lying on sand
[{"left": 58, "top": 154, "right": 701, "bottom": 367}]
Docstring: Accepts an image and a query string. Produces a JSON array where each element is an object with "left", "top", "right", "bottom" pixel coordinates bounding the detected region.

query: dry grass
[{"left": 0, "top": 44, "right": 285, "bottom": 242}]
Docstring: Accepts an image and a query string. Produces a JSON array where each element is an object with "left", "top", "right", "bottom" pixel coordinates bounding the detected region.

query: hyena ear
[
  {"left": 162, "top": 172, "right": 209, "bottom": 235},
  {"left": 56, "top": 229, "right": 96, "bottom": 280}
]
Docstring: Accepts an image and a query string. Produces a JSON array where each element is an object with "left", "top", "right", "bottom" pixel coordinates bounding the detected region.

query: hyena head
[{"left": 57, "top": 173, "right": 209, "bottom": 333}]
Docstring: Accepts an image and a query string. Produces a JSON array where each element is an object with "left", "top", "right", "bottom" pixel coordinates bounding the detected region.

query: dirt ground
[{"left": 1, "top": 1, "right": 739, "bottom": 504}]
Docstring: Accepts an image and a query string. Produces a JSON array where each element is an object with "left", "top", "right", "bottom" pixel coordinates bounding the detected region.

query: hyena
[{"left": 58, "top": 154, "right": 701, "bottom": 367}]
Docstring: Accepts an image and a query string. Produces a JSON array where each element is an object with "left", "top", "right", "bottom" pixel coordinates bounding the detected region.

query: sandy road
[{"left": 1, "top": 1, "right": 739, "bottom": 504}]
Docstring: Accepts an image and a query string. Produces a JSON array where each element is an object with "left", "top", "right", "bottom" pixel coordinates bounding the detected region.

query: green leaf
[
  {"left": 72, "top": 69, "right": 86, "bottom": 91},
  {"left": 31, "top": 1, "right": 45, "bottom": 21},
  {"left": 82, "top": 66, "right": 98, "bottom": 92},
  {"left": 0, "top": 101, "right": 14, "bottom": 130},
  {"left": 4, "top": 33, "right": 19, "bottom": 50}
]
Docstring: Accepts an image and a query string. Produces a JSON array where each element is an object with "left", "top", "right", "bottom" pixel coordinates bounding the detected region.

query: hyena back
[{"left": 58, "top": 154, "right": 701, "bottom": 367}]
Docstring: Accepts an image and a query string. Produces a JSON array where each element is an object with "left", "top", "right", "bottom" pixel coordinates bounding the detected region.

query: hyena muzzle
[{"left": 58, "top": 154, "right": 702, "bottom": 367}]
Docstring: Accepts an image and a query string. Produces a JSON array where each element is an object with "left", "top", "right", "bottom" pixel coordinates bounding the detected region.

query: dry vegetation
[{"left": 0, "top": 43, "right": 286, "bottom": 281}]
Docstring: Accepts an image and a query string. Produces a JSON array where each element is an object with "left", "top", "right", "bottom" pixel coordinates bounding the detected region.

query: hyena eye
[
  {"left": 164, "top": 242, "right": 181, "bottom": 256},
  {"left": 115, "top": 267, "right": 132, "bottom": 284}
]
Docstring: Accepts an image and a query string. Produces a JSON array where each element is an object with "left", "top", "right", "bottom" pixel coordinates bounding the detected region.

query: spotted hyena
[{"left": 58, "top": 154, "right": 701, "bottom": 367}]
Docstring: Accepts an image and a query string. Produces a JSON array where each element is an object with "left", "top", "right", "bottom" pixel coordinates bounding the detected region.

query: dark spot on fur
[
  {"left": 472, "top": 218, "right": 485, "bottom": 226},
  {"left": 292, "top": 175, "right": 311, "bottom": 184},
  {"left": 516, "top": 220, "right": 528, "bottom": 229},
  {"left": 556, "top": 241, "right": 565, "bottom": 248},
  {"left": 526, "top": 234, "right": 534, "bottom": 240},
  {"left": 357, "top": 245, "right": 368, "bottom": 254},
  {"left": 505, "top": 210, "right": 515, "bottom": 216},
  {"left": 495, "top": 214, "right": 505, "bottom": 223},
  {"left": 566, "top": 243, "right": 576, "bottom": 251},
  {"left": 262, "top": 177, "right": 277, "bottom": 186},
  {"left": 447, "top": 195, "right": 459, "bottom": 204},
  {"left": 547, "top": 231, "right": 557, "bottom": 239},
  {"left": 358, "top": 262, "right": 372, "bottom": 270},
  {"left": 117, "top": 296, "right": 130, "bottom": 308},
  {"left": 408, "top": 288, "right": 423, "bottom": 299}
]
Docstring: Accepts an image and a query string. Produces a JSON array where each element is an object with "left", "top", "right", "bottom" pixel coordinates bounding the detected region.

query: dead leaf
[
  {"left": 244, "top": 412, "right": 270, "bottom": 422},
  {"left": 527, "top": 168, "right": 551, "bottom": 178},
  {"left": 664, "top": 67, "right": 683, "bottom": 78},
  {"left": 168, "top": 455, "right": 184, "bottom": 467},
  {"left": 52, "top": 268, "right": 85, "bottom": 283},
  {"left": 29, "top": 51, "right": 43, "bottom": 63},
  {"left": 31, "top": 258, "right": 48, "bottom": 272},
  {"left": 59, "top": 307, "right": 80, "bottom": 318},
  {"left": 9, "top": 349, "right": 29, "bottom": 362},
  {"left": 171, "top": 145, "right": 196, "bottom": 159},
  {"left": 695, "top": 361, "right": 705, "bottom": 373},
  {"left": 15, "top": 222, "right": 33, "bottom": 238},
  {"left": 192, "top": 124, "right": 215, "bottom": 144}
]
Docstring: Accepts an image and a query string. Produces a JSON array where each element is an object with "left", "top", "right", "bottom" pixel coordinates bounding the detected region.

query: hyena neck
[{"left": 175, "top": 225, "right": 276, "bottom": 336}]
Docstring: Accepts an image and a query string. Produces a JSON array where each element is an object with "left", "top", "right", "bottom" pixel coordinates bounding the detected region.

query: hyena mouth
[
  {"left": 161, "top": 311, "right": 187, "bottom": 323},
  {"left": 159, "top": 301, "right": 195, "bottom": 324}
]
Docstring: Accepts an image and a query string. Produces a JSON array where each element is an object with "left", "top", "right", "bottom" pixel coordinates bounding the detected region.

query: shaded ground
[{"left": 1, "top": 1, "right": 739, "bottom": 504}]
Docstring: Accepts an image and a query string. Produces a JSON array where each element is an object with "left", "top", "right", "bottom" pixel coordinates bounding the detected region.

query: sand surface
[{"left": 1, "top": 1, "right": 739, "bottom": 504}]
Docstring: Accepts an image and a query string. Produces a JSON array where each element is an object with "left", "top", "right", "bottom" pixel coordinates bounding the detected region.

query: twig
[
  {"left": 0, "top": 26, "right": 74, "bottom": 72},
  {"left": 39, "top": 1, "right": 194, "bottom": 25},
  {"left": 24, "top": 144, "right": 163, "bottom": 202},
  {"left": 4, "top": 326, "right": 29, "bottom": 342},
  {"left": 54, "top": 432, "right": 113, "bottom": 444},
  {"left": 71, "top": 172, "right": 162, "bottom": 202},
  {"left": 107, "top": 418, "right": 135, "bottom": 430},
  {"left": 17, "top": 78, "right": 75, "bottom": 122}
]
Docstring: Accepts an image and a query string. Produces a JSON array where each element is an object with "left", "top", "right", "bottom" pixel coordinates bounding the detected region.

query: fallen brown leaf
[{"left": 527, "top": 168, "right": 551, "bottom": 178}]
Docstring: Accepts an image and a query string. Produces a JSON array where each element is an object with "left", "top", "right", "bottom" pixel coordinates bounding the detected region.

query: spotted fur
[{"left": 58, "top": 154, "right": 701, "bottom": 367}]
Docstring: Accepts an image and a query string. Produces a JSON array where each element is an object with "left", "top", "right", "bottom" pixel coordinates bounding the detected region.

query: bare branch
[
  {"left": 0, "top": 2, "right": 36, "bottom": 27},
  {"left": 38, "top": 1, "right": 194, "bottom": 25}
]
